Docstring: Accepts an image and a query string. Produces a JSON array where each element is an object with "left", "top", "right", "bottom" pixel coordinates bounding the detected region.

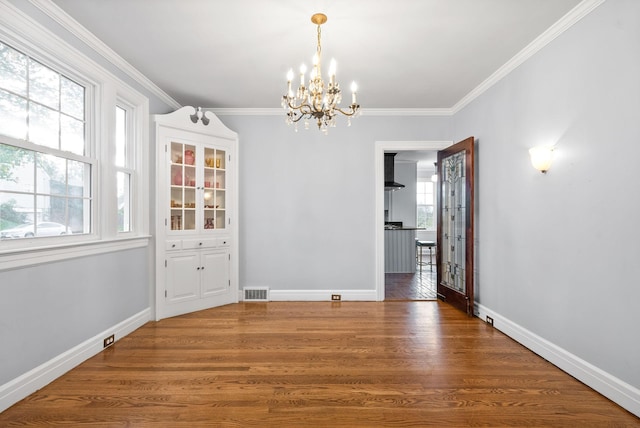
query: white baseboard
[
  {"left": 267, "top": 289, "right": 378, "bottom": 302},
  {"left": 475, "top": 303, "right": 640, "bottom": 418},
  {"left": 0, "top": 307, "right": 151, "bottom": 413}
]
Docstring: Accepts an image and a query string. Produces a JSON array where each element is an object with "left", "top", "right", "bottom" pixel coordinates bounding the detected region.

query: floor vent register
[{"left": 243, "top": 287, "right": 269, "bottom": 302}]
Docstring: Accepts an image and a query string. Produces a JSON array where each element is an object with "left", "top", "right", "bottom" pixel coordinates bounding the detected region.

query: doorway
[{"left": 374, "top": 141, "right": 452, "bottom": 301}]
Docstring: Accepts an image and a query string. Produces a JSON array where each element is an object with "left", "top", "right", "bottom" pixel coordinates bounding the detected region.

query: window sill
[{"left": 0, "top": 235, "right": 151, "bottom": 271}]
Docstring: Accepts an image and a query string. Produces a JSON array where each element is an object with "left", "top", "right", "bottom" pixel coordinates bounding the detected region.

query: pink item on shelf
[
  {"left": 173, "top": 171, "right": 182, "bottom": 185},
  {"left": 184, "top": 150, "right": 195, "bottom": 165}
]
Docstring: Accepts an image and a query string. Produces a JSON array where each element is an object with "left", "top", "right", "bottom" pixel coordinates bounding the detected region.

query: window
[
  {"left": 115, "top": 105, "right": 131, "bottom": 233},
  {"left": 0, "top": 41, "right": 92, "bottom": 240},
  {"left": 0, "top": 7, "right": 150, "bottom": 268},
  {"left": 417, "top": 179, "right": 435, "bottom": 231}
]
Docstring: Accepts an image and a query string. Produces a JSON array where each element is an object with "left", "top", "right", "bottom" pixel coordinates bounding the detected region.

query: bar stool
[{"left": 416, "top": 240, "right": 435, "bottom": 272}]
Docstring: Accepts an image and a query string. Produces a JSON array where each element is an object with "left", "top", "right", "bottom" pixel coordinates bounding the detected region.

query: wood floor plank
[{"left": 1, "top": 301, "right": 637, "bottom": 427}]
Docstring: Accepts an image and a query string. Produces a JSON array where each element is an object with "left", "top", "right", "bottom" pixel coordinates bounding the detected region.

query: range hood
[{"left": 384, "top": 153, "right": 405, "bottom": 191}]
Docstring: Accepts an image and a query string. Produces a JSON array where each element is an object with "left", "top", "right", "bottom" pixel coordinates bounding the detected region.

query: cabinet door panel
[
  {"left": 166, "top": 252, "right": 199, "bottom": 303},
  {"left": 201, "top": 251, "right": 230, "bottom": 298}
]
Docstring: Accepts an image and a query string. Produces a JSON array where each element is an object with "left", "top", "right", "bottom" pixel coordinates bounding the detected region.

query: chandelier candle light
[{"left": 282, "top": 13, "right": 360, "bottom": 132}]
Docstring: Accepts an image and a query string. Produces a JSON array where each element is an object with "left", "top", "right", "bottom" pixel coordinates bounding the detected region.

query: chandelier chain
[{"left": 317, "top": 24, "right": 322, "bottom": 58}]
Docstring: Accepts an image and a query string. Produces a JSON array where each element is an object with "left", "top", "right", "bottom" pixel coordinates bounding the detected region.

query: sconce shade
[{"left": 529, "top": 146, "right": 554, "bottom": 173}]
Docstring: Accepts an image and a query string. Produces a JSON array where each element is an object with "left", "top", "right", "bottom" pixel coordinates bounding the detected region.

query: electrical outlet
[
  {"left": 486, "top": 316, "right": 494, "bottom": 326},
  {"left": 331, "top": 294, "right": 341, "bottom": 301},
  {"left": 103, "top": 334, "right": 115, "bottom": 348}
]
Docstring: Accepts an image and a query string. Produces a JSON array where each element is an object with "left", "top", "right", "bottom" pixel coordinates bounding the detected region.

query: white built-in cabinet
[{"left": 154, "top": 107, "right": 238, "bottom": 320}]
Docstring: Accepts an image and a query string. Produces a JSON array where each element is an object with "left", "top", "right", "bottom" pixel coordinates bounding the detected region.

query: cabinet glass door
[
  {"left": 202, "top": 147, "right": 226, "bottom": 230},
  {"left": 170, "top": 141, "right": 197, "bottom": 231}
]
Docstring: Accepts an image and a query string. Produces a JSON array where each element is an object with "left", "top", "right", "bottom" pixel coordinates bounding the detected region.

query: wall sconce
[
  {"left": 529, "top": 146, "right": 554, "bottom": 173},
  {"left": 431, "top": 162, "right": 438, "bottom": 182}
]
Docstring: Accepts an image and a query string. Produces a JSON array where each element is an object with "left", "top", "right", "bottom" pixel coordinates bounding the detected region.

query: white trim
[
  {"left": 0, "top": 307, "right": 151, "bottom": 413},
  {"left": 452, "top": 0, "right": 606, "bottom": 113},
  {"left": 475, "top": 303, "right": 640, "bottom": 418},
  {"left": 27, "top": 0, "right": 181, "bottom": 110},
  {"left": 208, "top": 108, "right": 454, "bottom": 117},
  {"left": 374, "top": 141, "right": 453, "bottom": 301},
  {"left": 267, "top": 289, "right": 377, "bottom": 302},
  {"left": 0, "top": 236, "right": 150, "bottom": 271}
]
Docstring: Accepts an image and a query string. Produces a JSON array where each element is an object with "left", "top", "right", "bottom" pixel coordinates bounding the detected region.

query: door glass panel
[{"left": 440, "top": 150, "right": 466, "bottom": 293}]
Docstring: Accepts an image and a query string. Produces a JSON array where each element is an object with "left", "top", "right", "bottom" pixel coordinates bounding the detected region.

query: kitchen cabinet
[
  {"left": 154, "top": 107, "right": 238, "bottom": 320},
  {"left": 384, "top": 229, "right": 417, "bottom": 273}
]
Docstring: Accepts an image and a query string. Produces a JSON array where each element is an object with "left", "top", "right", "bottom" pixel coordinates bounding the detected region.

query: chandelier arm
[
  {"left": 289, "top": 113, "right": 306, "bottom": 124},
  {"left": 285, "top": 98, "right": 313, "bottom": 113},
  {"left": 334, "top": 106, "right": 361, "bottom": 117}
]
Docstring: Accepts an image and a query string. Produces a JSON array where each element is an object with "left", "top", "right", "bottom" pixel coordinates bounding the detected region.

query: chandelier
[{"left": 282, "top": 13, "right": 360, "bottom": 133}]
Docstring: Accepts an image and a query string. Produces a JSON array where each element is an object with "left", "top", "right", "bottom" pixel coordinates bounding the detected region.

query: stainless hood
[{"left": 384, "top": 153, "right": 405, "bottom": 191}]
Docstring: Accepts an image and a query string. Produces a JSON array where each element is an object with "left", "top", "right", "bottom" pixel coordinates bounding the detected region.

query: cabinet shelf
[{"left": 166, "top": 140, "right": 228, "bottom": 232}]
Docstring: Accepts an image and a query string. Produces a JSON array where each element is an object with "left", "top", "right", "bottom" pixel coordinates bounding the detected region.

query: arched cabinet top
[{"left": 153, "top": 106, "right": 237, "bottom": 140}]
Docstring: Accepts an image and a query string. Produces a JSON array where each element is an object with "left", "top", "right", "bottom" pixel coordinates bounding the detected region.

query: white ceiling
[{"left": 50, "top": 0, "right": 582, "bottom": 110}]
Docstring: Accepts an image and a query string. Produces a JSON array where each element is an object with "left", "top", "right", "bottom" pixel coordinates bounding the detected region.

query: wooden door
[{"left": 436, "top": 137, "right": 475, "bottom": 315}]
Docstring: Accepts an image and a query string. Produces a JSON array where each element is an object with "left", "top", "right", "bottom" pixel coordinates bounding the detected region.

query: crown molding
[
  {"left": 362, "top": 108, "right": 453, "bottom": 117},
  {"left": 452, "top": 0, "right": 606, "bottom": 114},
  {"left": 27, "top": 0, "right": 181, "bottom": 110},
  {"left": 208, "top": 108, "right": 454, "bottom": 117}
]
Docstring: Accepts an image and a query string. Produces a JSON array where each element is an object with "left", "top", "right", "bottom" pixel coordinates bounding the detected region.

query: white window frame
[
  {"left": 114, "top": 102, "right": 132, "bottom": 235},
  {"left": 416, "top": 178, "right": 436, "bottom": 231},
  {"left": 0, "top": 3, "right": 149, "bottom": 270}
]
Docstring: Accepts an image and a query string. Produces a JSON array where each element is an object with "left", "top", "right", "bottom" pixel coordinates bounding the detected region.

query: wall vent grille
[{"left": 243, "top": 287, "right": 269, "bottom": 301}]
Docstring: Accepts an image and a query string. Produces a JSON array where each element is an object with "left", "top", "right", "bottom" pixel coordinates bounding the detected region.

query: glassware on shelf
[
  {"left": 173, "top": 170, "right": 182, "bottom": 185},
  {"left": 184, "top": 149, "right": 195, "bottom": 165},
  {"left": 171, "top": 215, "right": 182, "bottom": 230}
]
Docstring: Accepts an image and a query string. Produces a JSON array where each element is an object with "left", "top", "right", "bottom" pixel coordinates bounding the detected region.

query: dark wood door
[{"left": 436, "top": 137, "right": 475, "bottom": 315}]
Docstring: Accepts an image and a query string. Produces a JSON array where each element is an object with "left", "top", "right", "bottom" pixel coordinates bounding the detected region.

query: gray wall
[
  {"left": 389, "top": 161, "right": 418, "bottom": 227},
  {"left": 0, "top": 248, "right": 148, "bottom": 384},
  {"left": 453, "top": 0, "right": 640, "bottom": 389},
  {"left": 216, "top": 115, "right": 452, "bottom": 292}
]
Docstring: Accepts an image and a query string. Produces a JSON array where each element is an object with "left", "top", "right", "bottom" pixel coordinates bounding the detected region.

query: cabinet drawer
[
  {"left": 182, "top": 238, "right": 217, "bottom": 249},
  {"left": 166, "top": 240, "right": 182, "bottom": 251},
  {"left": 217, "top": 238, "right": 231, "bottom": 247}
]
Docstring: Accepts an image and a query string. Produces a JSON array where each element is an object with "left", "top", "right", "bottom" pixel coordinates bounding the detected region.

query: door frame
[{"left": 374, "top": 140, "right": 452, "bottom": 301}]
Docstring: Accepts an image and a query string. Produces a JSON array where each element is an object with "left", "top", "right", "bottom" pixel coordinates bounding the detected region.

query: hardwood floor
[
  {"left": 2, "top": 302, "right": 638, "bottom": 427},
  {"left": 385, "top": 244, "right": 437, "bottom": 300},
  {"left": 385, "top": 269, "right": 437, "bottom": 300}
]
